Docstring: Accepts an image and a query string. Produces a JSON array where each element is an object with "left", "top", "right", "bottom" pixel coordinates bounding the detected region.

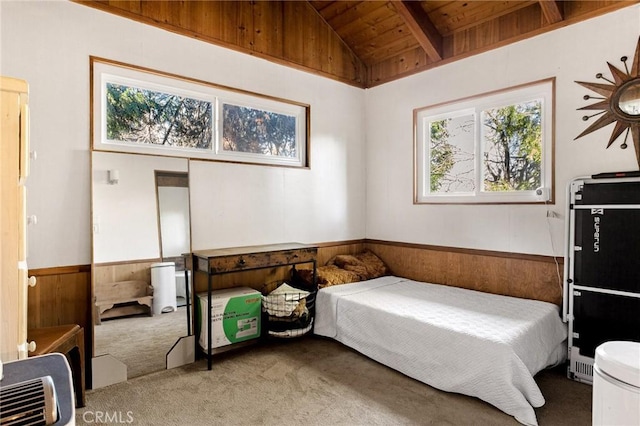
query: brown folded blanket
[{"left": 296, "top": 250, "right": 388, "bottom": 288}]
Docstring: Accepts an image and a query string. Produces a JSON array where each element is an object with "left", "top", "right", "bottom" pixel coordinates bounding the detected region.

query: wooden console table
[
  {"left": 190, "top": 243, "right": 317, "bottom": 370},
  {"left": 27, "top": 324, "right": 85, "bottom": 408}
]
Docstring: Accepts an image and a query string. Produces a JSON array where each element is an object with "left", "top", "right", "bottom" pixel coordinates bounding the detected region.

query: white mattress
[{"left": 314, "top": 276, "right": 567, "bottom": 426}]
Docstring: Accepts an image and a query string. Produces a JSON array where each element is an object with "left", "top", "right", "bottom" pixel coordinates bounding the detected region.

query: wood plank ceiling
[{"left": 77, "top": 1, "right": 638, "bottom": 88}]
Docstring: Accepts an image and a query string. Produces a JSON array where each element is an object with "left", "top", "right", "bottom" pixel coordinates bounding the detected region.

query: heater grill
[
  {"left": 574, "top": 359, "right": 594, "bottom": 378},
  {"left": 0, "top": 376, "right": 58, "bottom": 426},
  {"left": 569, "top": 347, "right": 595, "bottom": 384}
]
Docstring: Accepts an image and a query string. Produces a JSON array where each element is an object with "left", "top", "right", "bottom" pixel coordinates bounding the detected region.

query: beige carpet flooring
[
  {"left": 94, "top": 306, "right": 189, "bottom": 378},
  {"left": 78, "top": 337, "right": 592, "bottom": 426}
]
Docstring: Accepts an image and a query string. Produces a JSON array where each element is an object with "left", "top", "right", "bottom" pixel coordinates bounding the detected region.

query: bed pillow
[
  {"left": 331, "top": 250, "right": 388, "bottom": 280},
  {"left": 295, "top": 265, "right": 360, "bottom": 289},
  {"left": 295, "top": 250, "right": 389, "bottom": 288},
  {"left": 316, "top": 265, "right": 361, "bottom": 288}
]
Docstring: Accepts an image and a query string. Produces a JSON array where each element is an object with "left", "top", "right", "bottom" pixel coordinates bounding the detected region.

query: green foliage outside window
[
  {"left": 428, "top": 101, "right": 541, "bottom": 195},
  {"left": 429, "top": 119, "right": 454, "bottom": 192},
  {"left": 429, "top": 115, "right": 475, "bottom": 193},
  {"left": 106, "top": 83, "right": 212, "bottom": 149},
  {"left": 222, "top": 104, "right": 297, "bottom": 158},
  {"left": 482, "top": 101, "right": 541, "bottom": 192}
]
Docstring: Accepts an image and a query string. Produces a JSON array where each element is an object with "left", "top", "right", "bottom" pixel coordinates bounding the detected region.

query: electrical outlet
[{"left": 546, "top": 211, "right": 561, "bottom": 219}]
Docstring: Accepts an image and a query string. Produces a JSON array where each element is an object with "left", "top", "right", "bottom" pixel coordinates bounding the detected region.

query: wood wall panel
[
  {"left": 364, "top": 241, "right": 563, "bottom": 305},
  {"left": 92, "top": 260, "right": 161, "bottom": 331},
  {"left": 27, "top": 267, "right": 91, "bottom": 334},
  {"left": 316, "top": 241, "right": 366, "bottom": 265},
  {"left": 367, "top": 47, "right": 430, "bottom": 86},
  {"left": 282, "top": 1, "right": 305, "bottom": 65},
  {"left": 78, "top": 0, "right": 367, "bottom": 87},
  {"left": 27, "top": 265, "right": 92, "bottom": 387},
  {"left": 188, "top": 238, "right": 562, "bottom": 306},
  {"left": 253, "top": 2, "right": 284, "bottom": 57},
  {"left": 93, "top": 259, "right": 159, "bottom": 286},
  {"left": 193, "top": 266, "right": 289, "bottom": 294}
]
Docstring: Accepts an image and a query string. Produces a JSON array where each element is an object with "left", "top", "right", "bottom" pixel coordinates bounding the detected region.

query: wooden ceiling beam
[
  {"left": 391, "top": 1, "right": 442, "bottom": 61},
  {"left": 538, "top": 0, "right": 564, "bottom": 24}
]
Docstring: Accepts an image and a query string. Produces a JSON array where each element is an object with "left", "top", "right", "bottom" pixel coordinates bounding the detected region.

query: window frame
[
  {"left": 414, "top": 78, "right": 555, "bottom": 204},
  {"left": 91, "top": 57, "right": 310, "bottom": 168},
  {"left": 216, "top": 95, "right": 307, "bottom": 167}
]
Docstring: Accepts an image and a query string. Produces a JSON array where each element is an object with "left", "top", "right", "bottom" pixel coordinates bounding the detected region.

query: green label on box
[{"left": 222, "top": 295, "right": 261, "bottom": 343}]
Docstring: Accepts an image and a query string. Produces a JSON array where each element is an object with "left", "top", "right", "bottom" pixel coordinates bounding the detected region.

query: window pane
[
  {"left": 482, "top": 100, "right": 542, "bottom": 192},
  {"left": 222, "top": 104, "right": 297, "bottom": 158},
  {"left": 428, "top": 114, "right": 475, "bottom": 194},
  {"left": 106, "top": 83, "right": 213, "bottom": 149}
]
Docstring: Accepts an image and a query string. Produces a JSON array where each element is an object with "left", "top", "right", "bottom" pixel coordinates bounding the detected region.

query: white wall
[
  {"left": 92, "top": 152, "right": 188, "bottom": 263},
  {"left": 365, "top": 5, "right": 640, "bottom": 256},
  {"left": 2, "top": 1, "right": 637, "bottom": 267},
  {"left": 0, "top": 1, "right": 366, "bottom": 268}
]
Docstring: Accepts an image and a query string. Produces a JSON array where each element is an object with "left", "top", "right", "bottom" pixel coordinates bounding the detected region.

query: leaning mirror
[
  {"left": 575, "top": 37, "right": 640, "bottom": 168},
  {"left": 91, "top": 152, "right": 193, "bottom": 387}
]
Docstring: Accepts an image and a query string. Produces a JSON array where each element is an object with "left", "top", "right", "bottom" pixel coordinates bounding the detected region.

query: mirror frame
[
  {"left": 611, "top": 79, "right": 640, "bottom": 119},
  {"left": 575, "top": 37, "right": 640, "bottom": 168}
]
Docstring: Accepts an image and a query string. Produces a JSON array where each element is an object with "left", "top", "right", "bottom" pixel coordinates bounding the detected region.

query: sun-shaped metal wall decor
[{"left": 575, "top": 37, "right": 640, "bottom": 168}]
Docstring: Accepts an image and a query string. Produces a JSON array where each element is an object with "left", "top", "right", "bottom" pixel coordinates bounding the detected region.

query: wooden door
[{"left": 1, "top": 76, "right": 29, "bottom": 362}]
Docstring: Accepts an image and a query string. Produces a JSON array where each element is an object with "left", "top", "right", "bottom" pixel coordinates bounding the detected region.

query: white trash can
[
  {"left": 151, "top": 262, "right": 177, "bottom": 315},
  {"left": 593, "top": 341, "right": 640, "bottom": 426}
]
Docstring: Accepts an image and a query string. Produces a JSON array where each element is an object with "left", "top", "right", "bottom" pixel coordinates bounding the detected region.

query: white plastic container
[
  {"left": 150, "top": 262, "right": 177, "bottom": 315},
  {"left": 592, "top": 341, "right": 640, "bottom": 426}
]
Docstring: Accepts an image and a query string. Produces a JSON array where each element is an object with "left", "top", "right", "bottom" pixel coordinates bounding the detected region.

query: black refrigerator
[{"left": 564, "top": 176, "right": 640, "bottom": 384}]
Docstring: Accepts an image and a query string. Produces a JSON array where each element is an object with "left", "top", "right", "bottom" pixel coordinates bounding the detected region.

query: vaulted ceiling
[{"left": 77, "top": 1, "right": 638, "bottom": 88}]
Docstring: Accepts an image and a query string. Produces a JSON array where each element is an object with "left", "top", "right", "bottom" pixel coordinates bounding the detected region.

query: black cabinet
[{"left": 564, "top": 176, "right": 640, "bottom": 383}]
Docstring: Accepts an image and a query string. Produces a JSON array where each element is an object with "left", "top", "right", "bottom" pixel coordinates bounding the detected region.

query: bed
[{"left": 313, "top": 275, "right": 567, "bottom": 426}]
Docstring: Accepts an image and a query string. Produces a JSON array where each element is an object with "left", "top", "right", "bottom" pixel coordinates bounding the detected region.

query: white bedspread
[{"left": 314, "top": 276, "right": 567, "bottom": 426}]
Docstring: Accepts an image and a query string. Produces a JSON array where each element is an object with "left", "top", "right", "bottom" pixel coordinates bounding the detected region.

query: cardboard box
[{"left": 197, "top": 287, "right": 261, "bottom": 349}]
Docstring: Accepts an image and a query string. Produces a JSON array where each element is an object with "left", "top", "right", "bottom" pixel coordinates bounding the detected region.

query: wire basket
[{"left": 261, "top": 281, "right": 316, "bottom": 339}]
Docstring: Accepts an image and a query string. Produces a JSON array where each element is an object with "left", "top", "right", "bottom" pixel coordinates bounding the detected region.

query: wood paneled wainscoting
[
  {"left": 187, "top": 239, "right": 561, "bottom": 305},
  {"left": 27, "top": 265, "right": 92, "bottom": 387},
  {"left": 364, "top": 240, "right": 563, "bottom": 305},
  {"left": 92, "top": 259, "right": 162, "bottom": 323},
  {"left": 93, "top": 259, "right": 158, "bottom": 288}
]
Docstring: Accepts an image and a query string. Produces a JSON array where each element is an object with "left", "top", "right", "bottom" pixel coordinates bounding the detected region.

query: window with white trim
[
  {"left": 415, "top": 78, "right": 554, "bottom": 204},
  {"left": 92, "top": 58, "right": 309, "bottom": 168}
]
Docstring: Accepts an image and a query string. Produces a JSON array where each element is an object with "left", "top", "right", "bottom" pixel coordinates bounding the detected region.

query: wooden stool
[{"left": 27, "top": 324, "right": 85, "bottom": 408}]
